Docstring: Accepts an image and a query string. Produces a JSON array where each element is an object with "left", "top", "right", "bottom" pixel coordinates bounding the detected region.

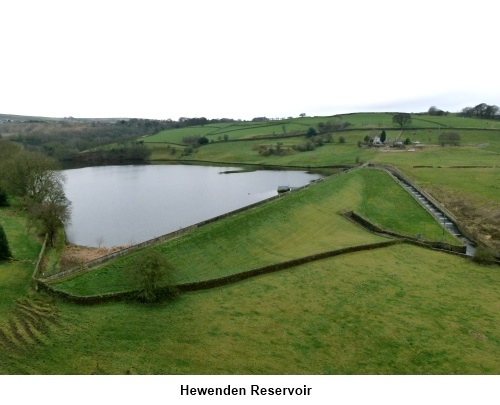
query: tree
[
  {"left": 380, "top": 130, "right": 387, "bottom": 143},
  {"left": 1, "top": 149, "right": 59, "bottom": 201},
  {"left": 306, "top": 127, "right": 317, "bottom": 138},
  {"left": 197, "top": 136, "right": 209, "bottom": 145},
  {"left": 428, "top": 106, "right": 445, "bottom": 116},
  {"left": 392, "top": 113, "right": 412, "bottom": 127},
  {"left": 485, "top": 104, "right": 499, "bottom": 119},
  {"left": 438, "top": 132, "right": 460, "bottom": 146},
  {"left": 460, "top": 103, "right": 499, "bottom": 119},
  {"left": 460, "top": 107, "right": 473, "bottom": 117},
  {"left": 28, "top": 173, "right": 71, "bottom": 246},
  {"left": 339, "top": 135, "right": 346, "bottom": 143},
  {"left": 130, "top": 250, "right": 178, "bottom": 303},
  {"left": 0, "top": 224, "right": 12, "bottom": 261},
  {"left": 299, "top": 113, "right": 306, "bottom": 118}
]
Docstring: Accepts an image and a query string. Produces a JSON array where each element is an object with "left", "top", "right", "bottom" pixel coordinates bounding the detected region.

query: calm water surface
[{"left": 63, "top": 165, "right": 321, "bottom": 247}]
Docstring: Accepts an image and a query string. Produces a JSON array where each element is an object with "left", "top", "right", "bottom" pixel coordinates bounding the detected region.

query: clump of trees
[
  {"left": 255, "top": 142, "right": 290, "bottom": 156},
  {"left": 438, "top": 132, "right": 460, "bottom": 146},
  {"left": 182, "top": 135, "right": 209, "bottom": 146},
  {"left": 316, "top": 119, "right": 351, "bottom": 133},
  {"left": 71, "top": 142, "right": 151, "bottom": 166},
  {"left": 6, "top": 116, "right": 239, "bottom": 163},
  {"left": 181, "top": 135, "right": 212, "bottom": 156},
  {"left": 0, "top": 142, "right": 71, "bottom": 246},
  {"left": 294, "top": 132, "right": 336, "bottom": 153},
  {"left": 459, "top": 103, "right": 499, "bottom": 120},
  {"left": 428, "top": 106, "right": 448, "bottom": 116},
  {"left": 129, "top": 250, "right": 178, "bottom": 303}
]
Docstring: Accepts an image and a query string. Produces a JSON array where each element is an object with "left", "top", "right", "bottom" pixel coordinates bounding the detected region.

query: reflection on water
[{"left": 63, "top": 165, "right": 321, "bottom": 247}]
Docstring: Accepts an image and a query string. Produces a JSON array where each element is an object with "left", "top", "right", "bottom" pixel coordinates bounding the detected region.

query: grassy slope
[
  {"left": 0, "top": 206, "right": 41, "bottom": 315},
  {"left": 143, "top": 113, "right": 500, "bottom": 144},
  {"left": 1, "top": 112, "right": 499, "bottom": 375},
  {"left": 145, "top": 115, "right": 500, "bottom": 250},
  {"left": 51, "top": 168, "right": 458, "bottom": 296},
  {"left": 2, "top": 244, "right": 498, "bottom": 374},
  {"left": 150, "top": 132, "right": 380, "bottom": 166}
]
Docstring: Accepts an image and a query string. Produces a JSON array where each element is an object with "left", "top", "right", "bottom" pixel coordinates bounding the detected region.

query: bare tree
[
  {"left": 392, "top": 113, "right": 412, "bottom": 127},
  {"left": 28, "top": 173, "right": 71, "bottom": 246},
  {"left": 438, "top": 132, "right": 460, "bottom": 146}
]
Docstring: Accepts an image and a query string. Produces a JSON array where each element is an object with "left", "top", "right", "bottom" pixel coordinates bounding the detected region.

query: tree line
[
  {"left": 0, "top": 141, "right": 71, "bottom": 247},
  {"left": 459, "top": 103, "right": 499, "bottom": 120},
  {"left": 0, "top": 117, "right": 239, "bottom": 163},
  {"left": 429, "top": 103, "right": 500, "bottom": 120}
]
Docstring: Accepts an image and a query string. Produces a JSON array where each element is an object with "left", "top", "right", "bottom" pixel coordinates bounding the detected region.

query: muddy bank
[{"left": 60, "top": 244, "right": 128, "bottom": 270}]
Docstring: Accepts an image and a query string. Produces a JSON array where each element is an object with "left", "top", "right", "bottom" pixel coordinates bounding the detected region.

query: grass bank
[
  {"left": 2, "top": 244, "right": 498, "bottom": 374},
  {"left": 0, "top": 205, "right": 42, "bottom": 315}
]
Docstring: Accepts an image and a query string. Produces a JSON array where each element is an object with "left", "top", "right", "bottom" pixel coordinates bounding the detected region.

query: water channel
[{"left": 63, "top": 165, "right": 322, "bottom": 247}]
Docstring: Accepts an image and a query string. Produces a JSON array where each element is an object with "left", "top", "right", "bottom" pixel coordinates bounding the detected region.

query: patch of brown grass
[
  {"left": 60, "top": 244, "right": 126, "bottom": 270},
  {"left": 426, "top": 185, "right": 500, "bottom": 252}
]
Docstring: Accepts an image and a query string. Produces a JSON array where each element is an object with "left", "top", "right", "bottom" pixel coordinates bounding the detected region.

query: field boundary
[
  {"left": 34, "top": 240, "right": 401, "bottom": 305},
  {"left": 31, "top": 234, "right": 48, "bottom": 287},
  {"left": 34, "top": 234, "right": 484, "bottom": 306},
  {"left": 342, "top": 211, "right": 467, "bottom": 255}
]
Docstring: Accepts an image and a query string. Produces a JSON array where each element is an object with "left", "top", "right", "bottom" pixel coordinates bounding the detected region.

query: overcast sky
[{"left": 2, "top": 0, "right": 498, "bottom": 120}]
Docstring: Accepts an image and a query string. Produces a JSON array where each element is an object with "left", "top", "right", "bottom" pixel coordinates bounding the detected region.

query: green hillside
[{"left": 0, "top": 110, "right": 498, "bottom": 375}]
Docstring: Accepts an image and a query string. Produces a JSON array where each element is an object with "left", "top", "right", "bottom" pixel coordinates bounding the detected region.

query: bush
[
  {"left": 129, "top": 250, "right": 178, "bottom": 303},
  {"left": 438, "top": 132, "right": 460, "bottom": 146},
  {"left": 182, "top": 135, "right": 201, "bottom": 145},
  {"left": 0, "top": 189, "right": 8, "bottom": 207},
  {"left": 306, "top": 127, "right": 317, "bottom": 138},
  {"left": 0, "top": 224, "right": 12, "bottom": 261}
]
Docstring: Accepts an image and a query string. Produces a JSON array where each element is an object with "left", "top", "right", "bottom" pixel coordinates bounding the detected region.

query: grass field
[
  {"left": 142, "top": 113, "right": 500, "bottom": 145},
  {"left": 0, "top": 206, "right": 42, "bottom": 315},
  {"left": 141, "top": 114, "right": 500, "bottom": 252},
  {"left": 1, "top": 244, "right": 498, "bottom": 374},
  {"left": 50, "top": 168, "right": 459, "bottom": 297},
  {"left": 0, "top": 112, "right": 498, "bottom": 375}
]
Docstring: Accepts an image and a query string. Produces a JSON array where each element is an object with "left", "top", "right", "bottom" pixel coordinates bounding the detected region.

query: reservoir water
[{"left": 63, "top": 165, "right": 322, "bottom": 247}]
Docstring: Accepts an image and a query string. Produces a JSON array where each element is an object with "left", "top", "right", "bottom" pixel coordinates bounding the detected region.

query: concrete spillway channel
[{"left": 399, "top": 182, "right": 476, "bottom": 256}]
